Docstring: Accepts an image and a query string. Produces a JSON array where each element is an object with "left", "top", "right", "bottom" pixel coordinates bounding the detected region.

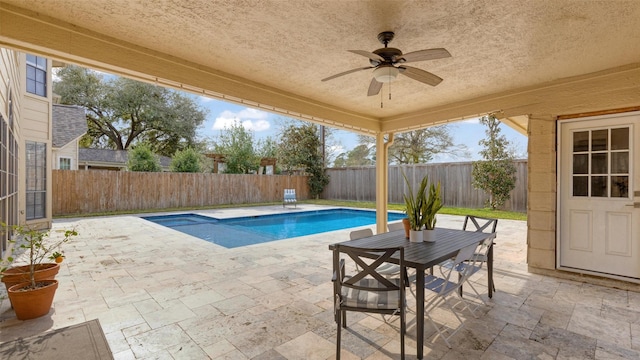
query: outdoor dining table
[{"left": 329, "top": 227, "right": 496, "bottom": 359}]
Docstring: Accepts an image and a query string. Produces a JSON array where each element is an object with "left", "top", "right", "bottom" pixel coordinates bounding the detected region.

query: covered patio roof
[
  {"left": 5, "top": 0, "right": 640, "bottom": 233},
  {"left": 2, "top": 1, "right": 640, "bottom": 136}
]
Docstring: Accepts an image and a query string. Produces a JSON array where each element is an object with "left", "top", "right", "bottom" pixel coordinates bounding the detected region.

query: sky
[
  {"left": 64, "top": 68, "right": 527, "bottom": 163},
  {"left": 197, "top": 96, "right": 528, "bottom": 163}
]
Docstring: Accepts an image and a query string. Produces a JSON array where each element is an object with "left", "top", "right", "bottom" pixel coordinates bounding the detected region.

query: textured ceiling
[{"left": 2, "top": 0, "right": 640, "bottom": 134}]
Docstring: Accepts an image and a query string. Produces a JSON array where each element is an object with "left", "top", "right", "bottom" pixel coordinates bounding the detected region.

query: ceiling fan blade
[
  {"left": 398, "top": 48, "right": 451, "bottom": 63},
  {"left": 322, "top": 67, "right": 373, "bottom": 82},
  {"left": 399, "top": 66, "right": 443, "bottom": 86},
  {"left": 348, "top": 50, "right": 384, "bottom": 63},
  {"left": 367, "top": 78, "right": 383, "bottom": 96}
]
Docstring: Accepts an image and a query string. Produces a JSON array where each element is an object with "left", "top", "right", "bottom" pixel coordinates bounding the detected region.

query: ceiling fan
[{"left": 321, "top": 31, "right": 451, "bottom": 96}]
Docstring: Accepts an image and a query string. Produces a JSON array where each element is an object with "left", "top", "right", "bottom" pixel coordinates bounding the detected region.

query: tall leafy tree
[
  {"left": 127, "top": 143, "right": 162, "bottom": 172},
  {"left": 278, "top": 123, "right": 329, "bottom": 198},
  {"left": 53, "top": 65, "right": 207, "bottom": 157},
  {"left": 213, "top": 122, "right": 260, "bottom": 174},
  {"left": 333, "top": 144, "right": 375, "bottom": 167},
  {"left": 472, "top": 115, "right": 517, "bottom": 209},
  {"left": 257, "top": 136, "right": 278, "bottom": 159},
  {"left": 356, "top": 125, "right": 468, "bottom": 164}
]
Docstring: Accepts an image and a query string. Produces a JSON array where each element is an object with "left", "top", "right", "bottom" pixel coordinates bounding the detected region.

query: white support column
[{"left": 375, "top": 133, "right": 393, "bottom": 234}]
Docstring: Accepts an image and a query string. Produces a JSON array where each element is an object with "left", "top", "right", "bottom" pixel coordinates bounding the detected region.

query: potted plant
[
  {"left": 421, "top": 180, "right": 443, "bottom": 242},
  {"left": 402, "top": 172, "right": 429, "bottom": 242},
  {"left": 401, "top": 217, "right": 410, "bottom": 239},
  {"left": 1, "top": 224, "right": 77, "bottom": 320}
]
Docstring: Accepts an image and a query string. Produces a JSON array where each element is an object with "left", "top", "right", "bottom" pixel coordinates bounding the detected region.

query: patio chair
[
  {"left": 440, "top": 236, "right": 494, "bottom": 314},
  {"left": 418, "top": 242, "right": 480, "bottom": 348},
  {"left": 440, "top": 215, "right": 497, "bottom": 305},
  {"left": 283, "top": 188, "right": 297, "bottom": 208},
  {"left": 350, "top": 229, "right": 401, "bottom": 277},
  {"left": 332, "top": 244, "right": 406, "bottom": 360},
  {"left": 462, "top": 215, "right": 498, "bottom": 292},
  {"left": 387, "top": 221, "right": 405, "bottom": 232},
  {"left": 349, "top": 228, "right": 373, "bottom": 241}
]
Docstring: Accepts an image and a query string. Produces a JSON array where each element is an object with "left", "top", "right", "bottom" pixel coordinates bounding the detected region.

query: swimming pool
[{"left": 143, "top": 208, "right": 405, "bottom": 248}]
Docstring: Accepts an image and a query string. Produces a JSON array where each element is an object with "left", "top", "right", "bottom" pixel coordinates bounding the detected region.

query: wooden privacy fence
[
  {"left": 323, "top": 160, "right": 528, "bottom": 212},
  {"left": 52, "top": 170, "right": 309, "bottom": 216}
]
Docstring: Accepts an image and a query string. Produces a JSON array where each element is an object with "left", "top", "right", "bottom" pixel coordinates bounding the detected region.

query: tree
[
  {"left": 170, "top": 147, "right": 202, "bottom": 172},
  {"left": 278, "top": 123, "right": 329, "bottom": 198},
  {"left": 213, "top": 122, "right": 260, "bottom": 174},
  {"left": 333, "top": 144, "right": 375, "bottom": 167},
  {"left": 53, "top": 65, "right": 207, "bottom": 157},
  {"left": 472, "top": 115, "right": 517, "bottom": 209},
  {"left": 256, "top": 136, "right": 278, "bottom": 159},
  {"left": 356, "top": 125, "right": 468, "bottom": 164},
  {"left": 127, "top": 143, "right": 162, "bottom": 172}
]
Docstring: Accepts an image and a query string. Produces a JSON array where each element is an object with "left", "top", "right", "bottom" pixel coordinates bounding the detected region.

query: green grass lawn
[
  {"left": 55, "top": 199, "right": 526, "bottom": 221},
  {"left": 306, "top": 199, "right": 527, "bottom": 221}
]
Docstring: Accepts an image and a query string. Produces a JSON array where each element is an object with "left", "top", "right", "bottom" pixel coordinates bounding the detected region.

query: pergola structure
[
  {"left": 3, "top": 0, "right": 640, "bottom": 282},
  {"left": 204, "top": 153, "right": 226, "bottom": 174}
]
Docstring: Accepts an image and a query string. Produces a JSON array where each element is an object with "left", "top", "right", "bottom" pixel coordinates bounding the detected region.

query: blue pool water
[{"left": 143, "top": 209, "right": 405, "bottom": 248}]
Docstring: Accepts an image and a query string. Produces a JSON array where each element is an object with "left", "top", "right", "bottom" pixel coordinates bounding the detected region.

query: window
[
  {"left": 26, "top": 54, "right": 47, "bottom": 97},
  {"left": 572, "top": 127, "right": 630, "bottom": 198},
  {"left": 0, "top": 112, "right": 18, "bottom": 257},
  {"left": 59, "top": 157, "right": 71, "bottom": 170},
  {"left": 25, "top": 141, "right": 46, "bottom": 220}
]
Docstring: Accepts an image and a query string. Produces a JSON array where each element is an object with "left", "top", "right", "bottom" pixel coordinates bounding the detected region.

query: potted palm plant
[
  {"left": 421, "top": 180, "right": 443, "bottom": 242},
  {"left": 402, "top": 172, "right": 429, "bottom": 242},
  {"left": 1, "top": 224, "right": 77, "bottom": 320}
]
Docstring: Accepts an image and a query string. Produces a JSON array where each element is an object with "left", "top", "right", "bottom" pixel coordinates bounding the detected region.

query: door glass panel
[
  {"left": 591, "top": 129, "right": 608, "bottom": 151},
  {"left": 573, "top": 154, "right": 588, "bottom": 174},
  {"left": 591, "top": 176, "right": 608, "bottom": 197},
  {"left": 611, "top": 176, "right": 629, "bottom": 198},
  {"left": 573, "top": 131, "right": 589, "bottom": 152},
  {"left": 611, "top": 152, "right": 629, "bottom": 173},
  {"left": 573, "top": 176, "right": 588, "bottom": 196},
  {"left": 591, "top": 153, "right": 607, "bottom": 174},
  {"left": 611, "top": 128, "right": 629, "bottom": 150}
]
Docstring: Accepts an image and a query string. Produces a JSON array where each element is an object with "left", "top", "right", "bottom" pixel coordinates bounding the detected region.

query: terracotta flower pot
[
  {"left": 1, "top": 263, "right": 60, "bottom": 291},
  {"left": 402, "top": 218, "right": 410, "bottom": 239},
  {"left": 8, "top": 280, "right": 59, "bottom": 320}
]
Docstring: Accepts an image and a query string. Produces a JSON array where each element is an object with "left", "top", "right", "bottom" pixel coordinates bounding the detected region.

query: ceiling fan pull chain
[{"left": 380, "top": 89, "right": 383, "bottom": 108}]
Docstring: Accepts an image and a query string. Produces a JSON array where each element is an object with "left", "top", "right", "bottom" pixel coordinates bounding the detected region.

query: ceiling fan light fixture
[{"left": 373, "top": 66, "right": 399, "bottom": 83}]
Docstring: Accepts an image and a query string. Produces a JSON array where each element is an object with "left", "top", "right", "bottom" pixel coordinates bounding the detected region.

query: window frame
[
  {"left": 25, "top": 141, "right": 47, "bottom": 220},
  {"left": 26, "top": 54, "right": 47, "bottom": 97},
  {"left": 58, "top": 156, "right": 72, "bottom": 170}
]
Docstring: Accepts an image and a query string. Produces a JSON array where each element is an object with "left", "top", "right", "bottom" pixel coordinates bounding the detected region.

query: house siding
[
  {"left": 54, "top": 139, "right": 79, "bottom": 170},
  {"left": 18, "top": 52, "right": 53, "bottom": 228}
]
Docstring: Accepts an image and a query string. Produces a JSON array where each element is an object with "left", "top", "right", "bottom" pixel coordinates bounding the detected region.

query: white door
[{"left": 559, "top": 112, "right": 640, "bottom": 280}]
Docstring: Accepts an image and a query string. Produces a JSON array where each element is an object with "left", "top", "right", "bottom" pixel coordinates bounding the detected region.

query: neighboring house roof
[
  {"left": 52, "top": 104, "right": 88, "bottom": 148},
  {"left": 78, "top": 148, "right": 172, "bottom": 168}
]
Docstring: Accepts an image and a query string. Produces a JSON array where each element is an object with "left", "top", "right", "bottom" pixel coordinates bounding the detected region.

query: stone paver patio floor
[{"left": 2, "top": 205, "right": 640, "bottom": 359}]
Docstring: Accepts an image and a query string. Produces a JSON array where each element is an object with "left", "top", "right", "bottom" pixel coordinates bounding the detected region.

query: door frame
[{"left": 556, "top": 111, "right": 640, "bottom": 283}]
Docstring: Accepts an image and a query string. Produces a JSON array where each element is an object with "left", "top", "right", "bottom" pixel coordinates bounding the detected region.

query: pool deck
[{"left": 2, "top": 204, "right": 640, "bottom": 359}]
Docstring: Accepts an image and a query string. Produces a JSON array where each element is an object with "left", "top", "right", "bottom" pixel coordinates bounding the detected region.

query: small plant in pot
[
  {"left": 0, "top": 223, "right": 77, "bottom": 320},
  {"left": 421, "top": 180, "right": 443, "bottom": 242},
  {"left": 402, "top": 172, "right": 429, "bottom": 242}
]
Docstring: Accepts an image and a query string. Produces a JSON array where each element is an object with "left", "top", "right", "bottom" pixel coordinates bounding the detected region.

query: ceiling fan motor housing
[{"left": 370, "top": 48, "right": 403, "bottom": 66}]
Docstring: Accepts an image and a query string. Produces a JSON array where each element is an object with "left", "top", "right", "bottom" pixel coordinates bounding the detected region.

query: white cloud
[
  {"left": 212, "top": 108, "right": 271, "bottom": 132},
  {"left": 199, "top": 95, "right": 214, "bottom": 103}
]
